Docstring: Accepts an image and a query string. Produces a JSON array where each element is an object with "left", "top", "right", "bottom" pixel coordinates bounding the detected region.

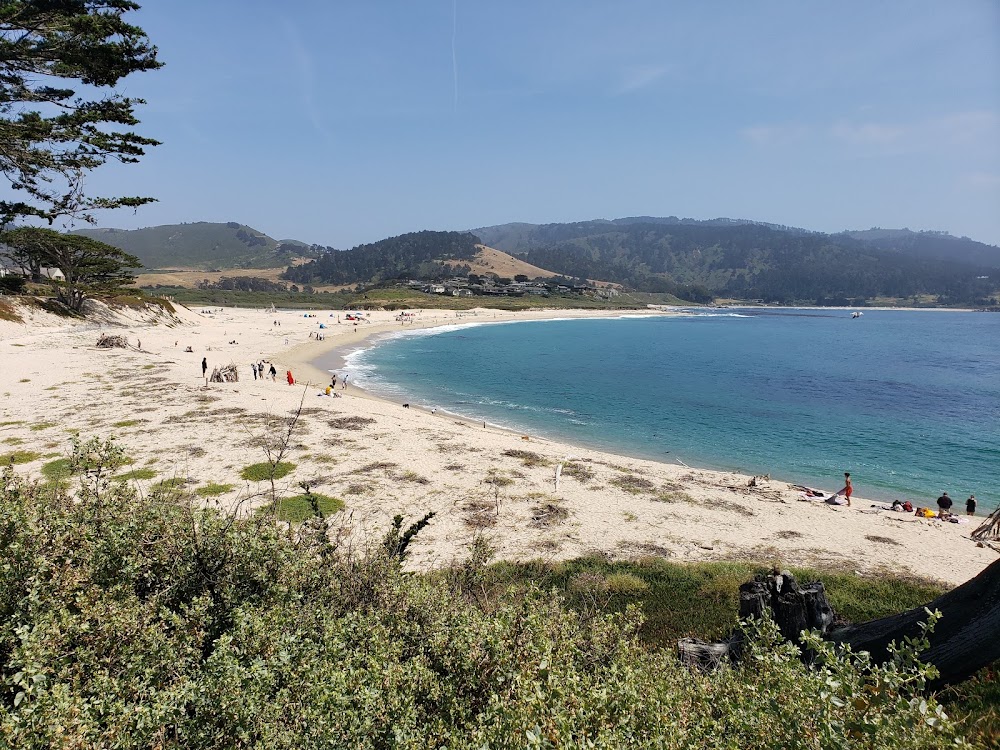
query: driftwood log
[
  {"left": 209, "top": 364, "right": 239, "bottom": 383},
  {"left": 96, "top": 333, "right": 129, "bottom": 349},
  {"left": 678, "top": 557, "right": 1000, "bottom": 689}
]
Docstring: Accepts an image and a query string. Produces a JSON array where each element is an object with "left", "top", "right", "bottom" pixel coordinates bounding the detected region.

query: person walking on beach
[
  {"left": 342, "top": 373, "right": 348, "bottom": 390},
  {"left": 966, "top": 495, "right": 976, "bottom": 516},
  {"left": 269, "top": 363, "right": 277, "bottom": 381},
  {"left": 251, "top": 363, "right": 258, "bottom": 380},
  {"left": 828, "top": 472, "right": 853, "bottom": 506},
  {"left": 331, "top": 374, "right": 337, "bottom": 389},
  {"left": 202, "top": 357, "right": 208, "bottom": 378}
]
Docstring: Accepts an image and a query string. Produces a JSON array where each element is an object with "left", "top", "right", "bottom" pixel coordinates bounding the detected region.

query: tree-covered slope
[
  {"left": 841, "top": 229, "right": 1000, "bottom": 268},
  {"left": 473, "top": 219, "right": 1000, "bottom": 304},
  {"left": 74, "top": 222, "right": 317, "bottom": 270},
  {"left": 283, "top": 230, "right": 481, "bottom": 286}
]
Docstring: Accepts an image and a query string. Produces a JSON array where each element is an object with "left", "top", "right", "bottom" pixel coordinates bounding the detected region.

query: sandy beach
[{"left": 1, "top": 300, "right": 995, "bottom": 587}]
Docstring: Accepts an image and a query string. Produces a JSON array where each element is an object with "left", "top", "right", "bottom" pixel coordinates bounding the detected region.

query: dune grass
[
  {"left": 196, "top": 482, "right": 235, "bottom": 497},
  {"left": 268, "top": 493, "right": 344, "bottom": 522},
  {"left": 240, "top": 461, "right": 295, "bottom": 482},
  {"left": 41, "top": 458, "right": 73, "bottom": 483},
  {"left": 482, "top": 557, "right": 946, "bottom": 646},
  {"left": 0, "top": 450, "right": 41, "bottom": 465}
]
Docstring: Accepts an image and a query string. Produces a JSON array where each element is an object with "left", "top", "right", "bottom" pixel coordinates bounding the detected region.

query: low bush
[
  {"left": 0, "top": 447, "right": 981, "bottom": 748},
  {"left": 267, "top": 492, "right": 344, "bottom": 522},
  {"left": 240, "top": 461, "right": 295, "bottom": 482}
]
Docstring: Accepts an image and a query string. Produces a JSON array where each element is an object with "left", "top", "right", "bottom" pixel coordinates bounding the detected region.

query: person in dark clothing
[
  {"left": 268, "top": 364, "right": 277, "bottom": 381},
  {"left": 937, "top": 492, "right": 953, "bottom": 516},
  {"left": 202, "top": 357, "right": 208, "bottom": 377},
  {"left": 966, "top": 495, "right": 976, "bottom": 516}
]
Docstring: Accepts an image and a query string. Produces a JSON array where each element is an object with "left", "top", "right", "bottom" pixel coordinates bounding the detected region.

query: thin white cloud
[
  {"left": 280, "top": 17, "right": 335, "bottom": 142},
  {"left": 617, "top": 65, "right": 671, "bottom": 94},
  {"left": 830, "top": 120, "right": 905, "bottom": 146}
]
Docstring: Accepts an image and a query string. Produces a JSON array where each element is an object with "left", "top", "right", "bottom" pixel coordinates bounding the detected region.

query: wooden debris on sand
[
  {"left": 209, "top": 364, "right": 239, "bottom": 383},
  {"left": 96, "top": 334, "right": 129, "bottom": 349},
  {"left": 972, "top": 507, "right": 1000, "bottom": 543}
]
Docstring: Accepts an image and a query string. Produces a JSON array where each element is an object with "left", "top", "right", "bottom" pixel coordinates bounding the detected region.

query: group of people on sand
[
  {"left": 936, "top": 491, "right": 977, "bottom": 517},
  {"left": 808, "top": 473, "right": 981, "bottom": 521},
  {"left": 249, "top": 360, "right": 278, "bottom": 381}
]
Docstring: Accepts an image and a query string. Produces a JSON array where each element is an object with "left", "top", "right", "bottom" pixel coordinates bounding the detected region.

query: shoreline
[
  {"left": 1, "top": 300, "right": 995, "bottom": 587},
  {"left": 297, "top": 308, "right": 995, "bottom": 510}
]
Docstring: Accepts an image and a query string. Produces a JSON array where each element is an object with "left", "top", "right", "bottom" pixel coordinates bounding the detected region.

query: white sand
[{"left": 1, "top": 300, "right": 994, "bottom": 586}]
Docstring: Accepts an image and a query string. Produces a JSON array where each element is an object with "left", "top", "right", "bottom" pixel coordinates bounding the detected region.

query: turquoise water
[{"left": 327, "top": 310, "right": 1000, "bottom": 511}]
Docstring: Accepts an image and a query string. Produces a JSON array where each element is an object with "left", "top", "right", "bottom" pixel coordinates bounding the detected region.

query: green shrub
[
  {"left": 196, "top": 482, "right": 235, "bottom": 497},
  {"left": 268, "top": 492, "right": 344, "bottom": 522},
  {"left": 0, "top": 450, "right": 40, "bottom": 465},
  {"left": 40, "top": 458, "right": 72, "bottom": 483},
  {"left": 240, "top": 461, "right": 295, "bottom": 482},
  {"left": 114, "top": 467, "right": 157, "bottom": 481},
  {"left": 0, "top": 451, "right": 982, "bottom": 749}
]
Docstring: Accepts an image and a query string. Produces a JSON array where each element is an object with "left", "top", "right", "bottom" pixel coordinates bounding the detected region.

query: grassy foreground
[{"left": 0, "top": 441, "right": 993, "bottom": 748}]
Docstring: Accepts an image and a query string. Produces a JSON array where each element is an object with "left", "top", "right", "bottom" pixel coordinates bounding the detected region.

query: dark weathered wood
[
  {"left": 829, "top": 557, "right": 1000, "bottom": 688},
  {"left": 677, "top": 559, "right": 1000, "bottom": 688},
  {"left": 739, "top": 570, "right": 835, "bottom": 641},
  {"left": 677, "top": 637, "right": 741, "bottom": 671}
]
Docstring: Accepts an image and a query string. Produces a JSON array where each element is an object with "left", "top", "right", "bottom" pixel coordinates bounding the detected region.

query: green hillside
[
  {"left": 283, "top": 230, "right": 481, "bottom": 286},
  {"left": 74, "top": 222, "right": 317, "bottom": 270},
  {"left": 471, "top": 219, "right": 1000, "bottom": 306}
]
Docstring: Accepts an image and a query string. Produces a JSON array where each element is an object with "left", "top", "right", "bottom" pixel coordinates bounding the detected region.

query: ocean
[{"left": 322, "top": 309, "right": 1000, "bottom": 512}]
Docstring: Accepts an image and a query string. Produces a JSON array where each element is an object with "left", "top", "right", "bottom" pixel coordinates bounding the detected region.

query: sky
[{"left": 35, "top": 1, "right": 1000, "bottom": 247}]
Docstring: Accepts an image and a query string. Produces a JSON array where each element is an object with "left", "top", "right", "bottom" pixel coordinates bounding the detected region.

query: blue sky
[{"left": 66, "top": 1, "right": 1000, "bottom": 247}]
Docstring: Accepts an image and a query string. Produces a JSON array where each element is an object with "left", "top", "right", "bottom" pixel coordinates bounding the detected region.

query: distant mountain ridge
[
  {"left": 470, "top": 218, "right": 1000, "bottom": 305},
  {"left": 76, "top": 217, "right": 1000, "bottom": 305},
  {"left": 74, "top": 222, "right": 319, "bottom": 270}
]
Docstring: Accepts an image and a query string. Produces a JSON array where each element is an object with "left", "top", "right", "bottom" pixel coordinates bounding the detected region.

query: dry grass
[
  {"left": 654, "top": 490, "right": 694, "bottom": 504},
  {"left": 865, "top": 535, "right": 901, "bottom": 546},
  {"left": 561, "top": 461, "right": 595, "bottom": 483},
  {"left": 462, "top": 499, "right": 497, "bottom": 528},
  {"left": 610, "top": 473, "right": 656, "bottom": 494},
  {"left": 530, "top": 502, "right": 570, "bottom": 528},
  {"left": 328, "top": 416, "right": 376, "bottom": 430},
  {"left": 0, "top": 300, "right": 22, "bottom": 322},
  {"left": 502, "top": 449, "right": 551, "bottom": 468},
  {"left": 352, "top": 461, "right": 397, "bottom": 475},
  {"left": 776, "top": 530, "right": 805, "bottom": 540}
]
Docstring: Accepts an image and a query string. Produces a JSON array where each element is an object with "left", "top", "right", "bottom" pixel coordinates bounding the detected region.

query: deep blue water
[{"left": 325, "top": 309, "right": 1000, "bottom": 510}]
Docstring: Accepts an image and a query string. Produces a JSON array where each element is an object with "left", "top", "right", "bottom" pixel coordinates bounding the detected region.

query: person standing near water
[
  {"left": 202, "top": 357, "right": 208, "bottom": 378},
  {"left": 966, "top": 495, "right": 976, "bottom": 516},
  {"left": 827, "top": 472, "right": 853, "bottom": 506}
]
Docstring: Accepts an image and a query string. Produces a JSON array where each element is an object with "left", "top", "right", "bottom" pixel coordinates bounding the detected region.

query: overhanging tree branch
[{"left": 0, "top": 1, "right": 161, "bottom": 224}]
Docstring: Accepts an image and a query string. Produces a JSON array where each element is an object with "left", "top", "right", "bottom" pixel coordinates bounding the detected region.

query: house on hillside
[{"left": 0, "top": 262, "right": 64, "bottom": 281}]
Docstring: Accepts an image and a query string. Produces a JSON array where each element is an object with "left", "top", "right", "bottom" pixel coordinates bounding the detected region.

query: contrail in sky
[{"left": 452, "top": 0, "right": 458, "bottom": 111}]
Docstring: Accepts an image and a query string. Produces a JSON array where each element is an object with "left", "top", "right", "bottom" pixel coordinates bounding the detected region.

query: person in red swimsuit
[{"left": 827, "top": 472, "right": 853, "bottom": 506}]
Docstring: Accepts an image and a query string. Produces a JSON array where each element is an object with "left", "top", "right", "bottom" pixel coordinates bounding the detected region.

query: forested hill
[
  {"left": 74, "top": 222, "right": 319, "bottom": 270},
  {"left": 472, "top": 219, "right": 1000, "bottom": 305},
  {"left": 283, "top": 231, "right": 481, "bottom": 286}
]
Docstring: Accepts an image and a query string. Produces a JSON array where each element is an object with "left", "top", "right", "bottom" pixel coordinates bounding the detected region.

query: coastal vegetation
[
  {"left": 128, "top": 219, "right": 997, "bottom": 308},
  {"left": 1, "top": 452, "right": 995, "bottom": 747},
  {"left": 74, "top": 222, "right": 319, "bottom": 270},
  {"left": 479, "top": 220, "right": 1000, "bottom": 306}
]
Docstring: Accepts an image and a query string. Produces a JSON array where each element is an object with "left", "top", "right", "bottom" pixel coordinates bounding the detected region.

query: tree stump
[{"left": 676, "top": 559, "right": 1000, "bottom": 688}]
